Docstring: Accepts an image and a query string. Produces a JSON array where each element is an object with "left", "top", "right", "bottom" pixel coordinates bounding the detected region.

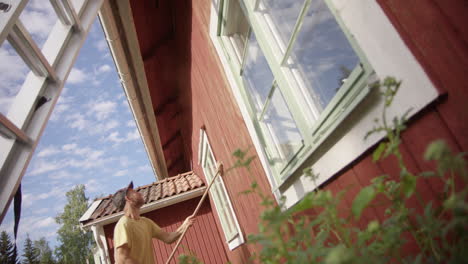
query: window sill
[{"left": 227, "top": 234, "right": 245, "bottom": 251}]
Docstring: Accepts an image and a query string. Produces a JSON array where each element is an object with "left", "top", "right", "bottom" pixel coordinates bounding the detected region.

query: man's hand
[
  {"left": 216, "top": 161, "right": 224, "bottom": 176},
  {"left": 181, "top": 215, "right": 195, "bottom": 232}
]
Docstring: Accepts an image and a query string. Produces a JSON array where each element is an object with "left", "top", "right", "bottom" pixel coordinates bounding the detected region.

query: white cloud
[
  {"left": 48, "top": 170, "right": 82, "bottom": 180},
  {"left": 50, "top": 90, "right": 73, "bottom": 121},
  {"left": 137, "top": 165, "right": 151, "bottom": 172},
  {"left": 67, "top": 68, "right": 88, "bottom": 84},
  {"left": 62, "top": 143, "right": 77, "bottom": 151},
  {"left": 126, "top": 129, "right": 140, "bottom": 141},
  {"left": 50, "top": 102, "right": 70, "bottom": 121},
  {"left": 127, "top": 120, "right": 136, "bottom": 127},
  {"left": 104, "top": 129, "right": 140, "bottom": 144},
  {"left": 66, "top": 113, "right": 89, "bottom": 130},
  {"left": 37, "top": 146, "right": 60, "bottom": 158},
  {"left": 97, "top": 64, "right": 111, "bottom": 73},
  {"left": 85, "top": 179, "right": 101, "bottom": 193},
  {"left": 19, "top": 0, "right": 56, "bottom": 46},
  {"left": 119, "top": 156, "right": 131, "bottom": 167},
  {"left": 114, "top": 169, "right": 128, "bottom": 177},
  {"left": 15, "top": 215, "right": 59, "bottom": 244},
  {"left": 95, "top": 39, "right": 108, "bottom": 51},
  {"left": 36, "top": 217, "right": 56, "bottom": 228},
  {"left": 88, "top": 100, "right": 117, "bottom": 120},
  {"left": 104, "top": 119, "right": 119, "bottom": 130},
  {"left": 106, "top": 131, "right": 123, "bottom": 143},
  {"left": 0, "top": 45, "right": 28, "bottom": 113},
  {"left": 29, "top": 159, "right": 64, "bottom": 176}
]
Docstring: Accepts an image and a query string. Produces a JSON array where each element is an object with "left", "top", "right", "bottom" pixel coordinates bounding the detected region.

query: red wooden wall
[
  {"left": 129, "top": 0, "right": 468, "bottom": 263},
  {"left": 181, "top": 0, "right": 468, "bottom": 262},
  {"left": 178, "top": 0, "right": 275, "bottom": 263},
  {"left": 103, "top": 197, "right": 229, "bottom": 264}
]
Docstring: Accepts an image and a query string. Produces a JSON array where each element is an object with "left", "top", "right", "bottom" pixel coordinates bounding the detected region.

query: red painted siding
[
  {"left": 181, "top": 0, "right": 271, "bottom": 262},
  {"left": 129, "top": 0, "right": 468, "bottom": 262},
  {"left": 103, "top": 197, "right": 229, "bottom": 264},
  {"left": 182, "top": 0, "right": 468, "bottom": 261},
  {"left": 377, "top": 0, "right": 468, "bottom": 150}
]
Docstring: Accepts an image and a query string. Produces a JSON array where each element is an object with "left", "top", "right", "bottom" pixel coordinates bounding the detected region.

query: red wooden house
[{"left": 80, "top": 0, "right": 468, "bottom": 263}]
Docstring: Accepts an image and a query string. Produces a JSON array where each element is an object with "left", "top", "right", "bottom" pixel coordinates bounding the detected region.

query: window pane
[
  {"left": 258, "top": 0, "right": 303, "bottom": 48},
  {"left": 261, "top": 86, "right": 303, "bottom": 163},
  {"left": 0, "top": 41, "right": 29, "bottom": 115},
  {"left": 288, "top": 0, "right": 360, "bottom": 110},
  {"left": 242, "top": 32, "right": 274, "bottom": 113},
  {"left": 224, "top": 0, "right": 249, "bottom": 61}
]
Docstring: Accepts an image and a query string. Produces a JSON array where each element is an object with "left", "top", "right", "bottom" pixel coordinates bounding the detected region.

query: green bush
[
  {"left": 179, "top": 77, "right": 467, "bottom": 263},
  {"left": 244, "top": 77, "right": 467, "bottom": 264}
]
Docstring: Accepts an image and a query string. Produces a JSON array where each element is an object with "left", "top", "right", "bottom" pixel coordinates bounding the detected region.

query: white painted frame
[
  {"left": 199, "top": 129, "right": 244, "bottom": 250},
  {"left": 209, "top": 0, "right": 439, "bottom": 208}
]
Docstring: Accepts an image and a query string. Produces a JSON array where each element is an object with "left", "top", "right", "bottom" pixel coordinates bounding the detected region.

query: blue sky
[{"left": 0, "top": 0, "right": 156, "bottom": 251}]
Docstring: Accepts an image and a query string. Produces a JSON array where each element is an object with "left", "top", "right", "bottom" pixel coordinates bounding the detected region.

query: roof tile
[{"left": 81, "top": 171, "right": 204, "bottom": 224}]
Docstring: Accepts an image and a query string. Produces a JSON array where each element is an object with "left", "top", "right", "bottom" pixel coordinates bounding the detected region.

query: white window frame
[
  {"left": 209, "top": 0, "right": 439, "bottom": 208},
  {"left": 198, "top": 129, "right": 244, "bottom": 250}
]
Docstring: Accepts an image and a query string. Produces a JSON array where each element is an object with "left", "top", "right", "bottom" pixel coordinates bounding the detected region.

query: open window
[
  {"left": 199, "top": 129, "right": 244, "bottom": 250},
  {"left": 215, "top": 0, "right": 373, "bottom": 185}
]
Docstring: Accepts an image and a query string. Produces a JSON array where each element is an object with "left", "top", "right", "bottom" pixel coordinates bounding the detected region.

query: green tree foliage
[
  {"left": 55, "top": 185, "right": 94, "bottom": 264},
  {"left": 22, "top": 234, "right": 39, "bottom": 264},
  {"left": 0, "top": 231, "right": 20, "bottom": 264},
  {"left": 33, "top": 238, "right": 55, "bottom": 264}
]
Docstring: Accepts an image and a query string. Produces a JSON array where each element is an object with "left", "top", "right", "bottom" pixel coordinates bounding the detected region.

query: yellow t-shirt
[{"left": 113, "top": 215, "right": 162, "bottom": 264}]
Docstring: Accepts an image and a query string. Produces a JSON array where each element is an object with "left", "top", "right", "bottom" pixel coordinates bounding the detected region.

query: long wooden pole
[{"left": 165, "top": 165, "right": 223, "bottom": 264}]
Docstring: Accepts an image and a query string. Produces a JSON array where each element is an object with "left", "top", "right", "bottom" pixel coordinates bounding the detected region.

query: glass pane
[
  {"left": 261, "top": 87, "right": 303, "bottom": 163},
  {"left": 225, "top": 0, "right": 249, "bottom": 61},
  {"left": 258, "top": 0, "right": 303, "bottom": 48},
  {"left": 19, "top": 0, "right": 59, "bottom": 49},
  {"left": 242, "top": 32, "right": 274, "bottom": 113},
  {"left": 288, "top": 0, "right": 360, "bottom": 110},
  {"left": 0, "top": 40, "right": 29, "bottom": 115}
]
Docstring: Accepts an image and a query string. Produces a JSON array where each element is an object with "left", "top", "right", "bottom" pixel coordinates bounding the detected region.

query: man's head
[
  {"left": 111, "top": 181, "right": 144, "bottom": 211},
  {"left": 125, "top": 188, "right": 145, "bottom": 209}
]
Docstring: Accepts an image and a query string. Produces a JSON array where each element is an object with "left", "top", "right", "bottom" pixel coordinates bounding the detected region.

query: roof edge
[
  {"left": 98, "top": 0, "right": 168, "bottom": 180},
  {"left": 81, "top": 186, "right": 206, "bottom": 229}
]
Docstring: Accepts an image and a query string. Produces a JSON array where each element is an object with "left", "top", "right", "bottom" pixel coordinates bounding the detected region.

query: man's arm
[
  {"left": 115, "top": 244, "right": 138, "bottom": 264},
  {"left": 154, "top": 216, "right": 195, "bottom": 244}
]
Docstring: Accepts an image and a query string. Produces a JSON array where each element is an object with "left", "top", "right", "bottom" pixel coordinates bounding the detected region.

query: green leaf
[
  {"left": 373, "top": 142, "right": 387, "bottom": 162},
  {"left": 424, "top": 140, "right": 449, "bottom": 161},
  {"left": 352, "top": 186, "right": 376, "bottom": 219},
  {"left": 401, "top": 173, "right": 416, "bottom": 198},
  {"left": 290, "top": 192, "right": 315, "bottom": 214},
  {"left": 232, "top": 148, "right": 246, "bottom": 159}
]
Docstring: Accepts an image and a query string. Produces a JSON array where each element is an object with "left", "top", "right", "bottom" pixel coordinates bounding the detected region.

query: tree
[
  {"left": 22, "top": 234, "right": 39, "bottom": 264},
  {"left": 33, "top": 238, "right": 55, "bottom": 264},
  {"left": 0, "top": 231, "right": 20, "bottom": 264},
  {"left": 55, "top": 185, "right": 94, "bottom": 264}
]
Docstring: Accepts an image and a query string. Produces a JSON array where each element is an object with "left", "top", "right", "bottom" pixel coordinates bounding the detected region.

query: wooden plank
[{"left": 434, "top": 0, "right": 468, "bottom": 47}]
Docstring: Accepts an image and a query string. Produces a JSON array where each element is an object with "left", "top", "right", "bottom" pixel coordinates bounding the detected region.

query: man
[{"left": 112, "top": 181, "right": 194, "bottom": 264}]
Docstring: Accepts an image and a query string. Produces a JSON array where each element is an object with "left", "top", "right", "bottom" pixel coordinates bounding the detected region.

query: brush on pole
[{"left": 165, "top": 162, "right": 224, "bottom": 264}]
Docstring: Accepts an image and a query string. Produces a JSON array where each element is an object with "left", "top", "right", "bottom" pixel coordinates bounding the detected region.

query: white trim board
[{"left": 209, "top": 0, "right": 438, "bottom": 208}]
